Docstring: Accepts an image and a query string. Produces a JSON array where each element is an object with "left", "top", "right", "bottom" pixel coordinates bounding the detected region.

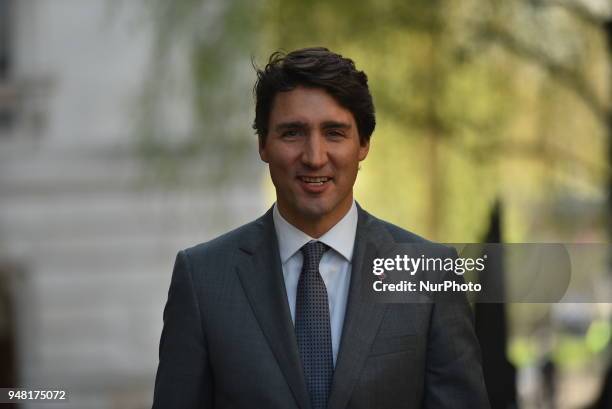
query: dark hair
[{"left": 253, "top": 47, "right": 375, "bottom": 146}]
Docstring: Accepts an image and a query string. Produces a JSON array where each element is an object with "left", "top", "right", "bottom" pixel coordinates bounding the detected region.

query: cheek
[
  {"left": 269, "top": 156, "right": 293, "bottom": 173},
  {"left": 268, "top": 145, "right": 299, "bottom": 167},
  {"left": 267, "top": 154, "right": 296, "bottom": 184},
  {"left": 333, "top": 151, "right": 362, "bottom": 175},
  {"left": 268, "top": 168, "right": 290, "bottom": 193}
]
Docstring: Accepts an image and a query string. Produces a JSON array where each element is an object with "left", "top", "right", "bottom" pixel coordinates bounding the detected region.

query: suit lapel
[
  {"left": 235, "top": 209, "right": 311, "bottom": 409},
  {"left": 327, "top": 206, "right": 394, "bottom": 409},
  {"left": 235, "top": 205, "right": 398, "bottom": 409}
]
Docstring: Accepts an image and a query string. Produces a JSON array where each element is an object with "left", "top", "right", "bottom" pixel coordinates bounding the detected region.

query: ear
[
  {"left": 258, "top": 137, "right": 269, "bottom": 163},
  {"left": 358, "top": 140, "right": 370, "bottom": 161}
]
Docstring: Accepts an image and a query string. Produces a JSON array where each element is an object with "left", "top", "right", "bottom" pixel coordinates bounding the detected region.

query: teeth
[{"left": 301, "top": 177, "right": 329, "bottom": 184}]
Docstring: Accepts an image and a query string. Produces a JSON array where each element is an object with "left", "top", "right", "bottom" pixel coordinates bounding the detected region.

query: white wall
[{"left": 0, "top": 1, "right": 267, "bottom": 408}]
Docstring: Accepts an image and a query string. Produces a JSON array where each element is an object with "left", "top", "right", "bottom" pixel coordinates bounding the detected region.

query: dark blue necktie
[{"left": 295, "top": 241, "right": 333, "bottom": 409}]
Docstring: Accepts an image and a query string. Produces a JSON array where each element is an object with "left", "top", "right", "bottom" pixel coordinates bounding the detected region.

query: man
[{"left": 152, "top": 47, "right": 490, "bottom": 409}]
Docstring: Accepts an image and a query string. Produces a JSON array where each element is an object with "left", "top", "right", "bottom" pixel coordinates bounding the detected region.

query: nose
[{"left": 301, "top": 132, "right": 327, "bottom": 169}]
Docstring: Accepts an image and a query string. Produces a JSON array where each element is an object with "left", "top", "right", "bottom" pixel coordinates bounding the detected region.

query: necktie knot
[{"left": 300, "top": 241, "right": 329, "bottom": 271}]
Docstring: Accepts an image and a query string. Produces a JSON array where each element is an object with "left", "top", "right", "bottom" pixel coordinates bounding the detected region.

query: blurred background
[{"left": 0, "top": 0, "right": 610, "bottom": 408}]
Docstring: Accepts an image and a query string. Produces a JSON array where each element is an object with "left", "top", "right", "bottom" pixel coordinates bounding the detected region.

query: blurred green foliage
[{"left": 141, "top": 0, "right": 610, "bottom": 243}]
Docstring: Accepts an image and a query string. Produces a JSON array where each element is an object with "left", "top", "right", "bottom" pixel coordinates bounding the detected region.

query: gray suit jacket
[{"left": 152, "top": 205, "right": 490, "bottom": 409}]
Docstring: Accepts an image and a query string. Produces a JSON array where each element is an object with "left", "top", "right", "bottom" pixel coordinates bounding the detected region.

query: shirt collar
[{"left": 273, "top": 200, "right": 358, "bottom": 264}]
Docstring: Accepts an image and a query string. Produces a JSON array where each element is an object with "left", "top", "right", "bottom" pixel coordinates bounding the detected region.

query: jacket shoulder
[
  {"left": 365, "top": 211, "right": 430, "bottom": 244},
  {"left": 181, "top": 216, "right": 264, "bottom": 261},
  {"left": 364, "top": 211, "right": 454, "bottom": 255},
  {"left": 380, "top": 220, "right": 430, "bottom": 244}
]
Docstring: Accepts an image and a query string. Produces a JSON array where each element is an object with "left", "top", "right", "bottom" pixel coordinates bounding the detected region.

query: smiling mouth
[{"left": 298, "top": 176, "right": 332, "bottom": 185}]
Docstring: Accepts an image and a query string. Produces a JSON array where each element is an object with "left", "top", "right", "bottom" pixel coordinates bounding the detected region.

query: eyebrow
[
  {"left": 274, "top": 120, "right": 352, "bottom": 132},
  {"left": 321, "top": 121, "right": 351, "bottom": 130},
  {"left": 274, "top": 121, "right": 308, "bottom": 132}
]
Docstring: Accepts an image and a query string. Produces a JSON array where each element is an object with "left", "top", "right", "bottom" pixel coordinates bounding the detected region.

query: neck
[{"left": 277, "top": 196, "right": 353, "bottom": 239}]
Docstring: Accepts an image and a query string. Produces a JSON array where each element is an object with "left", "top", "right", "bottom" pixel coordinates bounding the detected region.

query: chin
[{"left": 296, "top": 201, "right": 335, "bottom": 221}]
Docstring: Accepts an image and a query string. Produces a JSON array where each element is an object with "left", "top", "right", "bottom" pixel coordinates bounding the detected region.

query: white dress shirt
[{"left": 272, "top": 201, "right": 357, "bottom": 366}]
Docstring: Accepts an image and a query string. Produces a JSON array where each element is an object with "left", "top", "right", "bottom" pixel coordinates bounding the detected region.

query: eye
[
  {"left": 281, "top": 129, "right": 302, "bottom": 139},
  {"left": 326, "top": 129, "right": 345, "bottom": 139}
]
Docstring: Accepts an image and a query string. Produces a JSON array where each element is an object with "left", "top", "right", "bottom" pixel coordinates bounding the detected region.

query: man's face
[{"left": 259, "top": 86, "right": 369, "bottom": 232}]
